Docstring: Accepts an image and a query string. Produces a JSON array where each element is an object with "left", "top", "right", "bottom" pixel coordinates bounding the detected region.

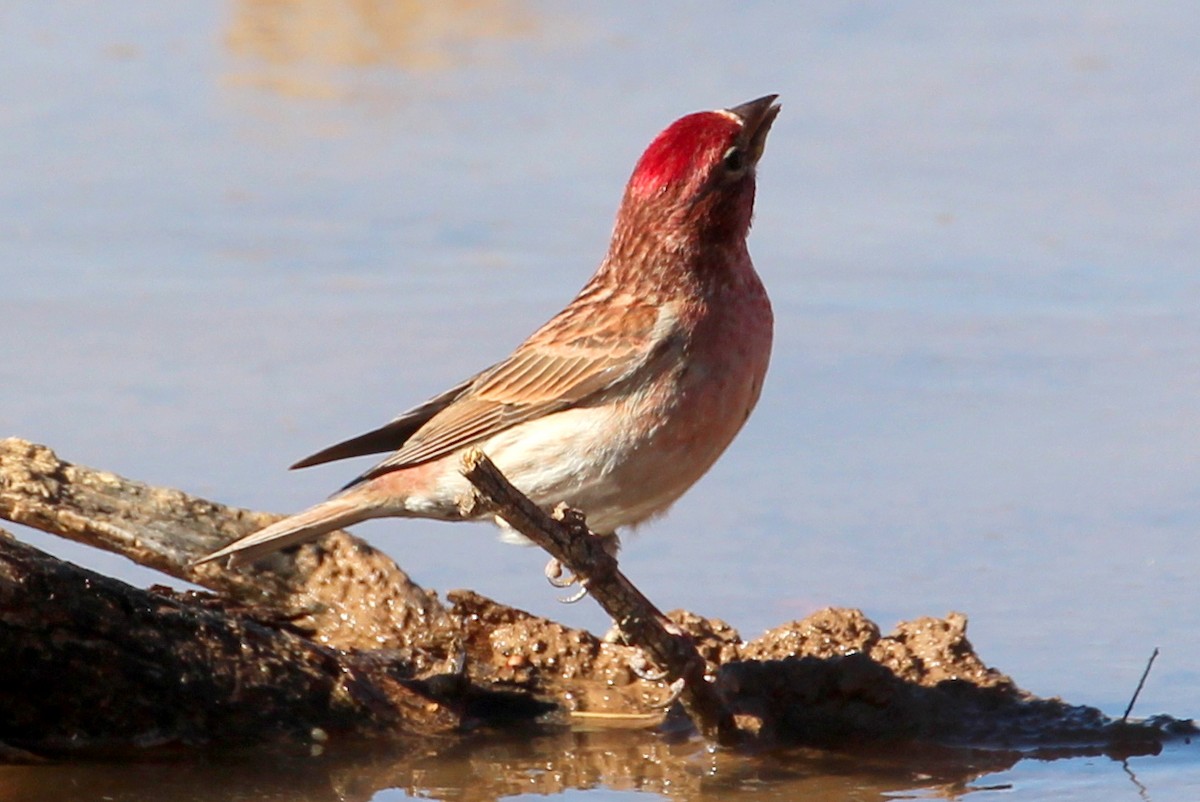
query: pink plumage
[{"left": 198, "top": 95, "right": 780, "bottom": 569}]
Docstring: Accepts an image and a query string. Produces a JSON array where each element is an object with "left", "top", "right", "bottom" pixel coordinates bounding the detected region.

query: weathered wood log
[
  {"left": 0, "top": 438, "right": 454, "bottom": 659},
  {"left": 0, "top": 437, "right": 1192, "bottom": 758},
  {"left": 0, "top": 528, "right": 461, "bottom": 754},
  {"left": 0, "top": 438, "right": 679, "bottom": 752}
]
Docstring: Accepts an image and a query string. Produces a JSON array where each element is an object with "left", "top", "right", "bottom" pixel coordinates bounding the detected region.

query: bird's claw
[
  {"left": 630, "top": 650, "right": 670, "bottom": 682},
  {"left": 544, "top": 557, "right": 575, "bottom": 588},
  {"left": 545, "top": 557, "right": 589, "bottom": 602},
  {"left": 558, "top": 584, "right": 589, "bottom": 604},
  {"left": 649, "top": 677, "right": 686, "bottom": 709}
]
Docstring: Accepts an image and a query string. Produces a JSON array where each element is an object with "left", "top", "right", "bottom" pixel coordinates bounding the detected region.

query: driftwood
[{"left": 0, "top": 437, "right": 1192, "bottom": 760}]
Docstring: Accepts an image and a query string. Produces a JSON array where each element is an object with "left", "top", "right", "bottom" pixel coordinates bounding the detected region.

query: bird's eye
[{"left": 722, "top": 146, "right": 746, "bottom": 174}]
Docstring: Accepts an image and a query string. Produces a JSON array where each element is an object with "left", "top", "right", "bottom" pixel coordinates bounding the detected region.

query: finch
[{"left": 199, "top": 95, "right": 779, "bottom": 568}]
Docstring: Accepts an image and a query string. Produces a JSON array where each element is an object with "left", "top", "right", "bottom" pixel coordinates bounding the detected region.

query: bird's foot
[
  {"left": 649, "top": 677, "right": 686, "bottom": 709},
  {"left": 544, "top": 557, "right": 574, "bottom": 587},
  {"left": 544, "top": 557, "right": 589, "bottom": 603},
  {"left": 630, "top": 649, "right": 671, "bottom": 683}
]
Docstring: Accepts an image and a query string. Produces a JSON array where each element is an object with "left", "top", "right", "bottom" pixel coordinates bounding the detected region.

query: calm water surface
[{"left": 2, "top": 2, "right": 1198, "bottom": 799}]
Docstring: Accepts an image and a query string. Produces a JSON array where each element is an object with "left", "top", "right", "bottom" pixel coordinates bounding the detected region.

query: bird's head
[{"left": 612, "top": 95, "right": 780, "bottom": 258}]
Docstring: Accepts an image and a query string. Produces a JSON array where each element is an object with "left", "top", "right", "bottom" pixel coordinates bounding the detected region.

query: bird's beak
[{"left": 727, "top": 94, "right": 780, "bottom": 166}]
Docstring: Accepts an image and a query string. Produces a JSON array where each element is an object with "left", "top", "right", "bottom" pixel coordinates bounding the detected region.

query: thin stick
[
  {"left": 1121, "top": 647, "right": 1160, "bottom": 723},
  {"left": 458, "top": 448, "right": 741, "bottom": 745}
]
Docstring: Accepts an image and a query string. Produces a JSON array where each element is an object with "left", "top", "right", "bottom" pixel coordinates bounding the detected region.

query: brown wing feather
[
  {"left": 344, "top": 297, "right": 677, "bottom": 488},
  {"left": 289, "top": 377, "right": 475, "bottom": 469}
]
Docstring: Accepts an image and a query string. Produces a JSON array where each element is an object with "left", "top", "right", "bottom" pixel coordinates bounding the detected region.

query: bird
[{"left": 197, "top": 95, "right": 779, "bottom": 570}]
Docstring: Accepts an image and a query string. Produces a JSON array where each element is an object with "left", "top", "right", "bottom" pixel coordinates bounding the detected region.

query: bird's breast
[{"left": 452, "top": 273, "right": 773, "bottom": 534}]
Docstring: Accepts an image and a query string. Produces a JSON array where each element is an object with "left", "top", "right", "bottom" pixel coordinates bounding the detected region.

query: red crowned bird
[{"left": 199, "top": 95, "right": 779, "bottom": 569}]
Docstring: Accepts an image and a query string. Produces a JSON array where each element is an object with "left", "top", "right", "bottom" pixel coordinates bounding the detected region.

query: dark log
[{"left": 0, "top": 528, "right": 460, "bottom": 754}]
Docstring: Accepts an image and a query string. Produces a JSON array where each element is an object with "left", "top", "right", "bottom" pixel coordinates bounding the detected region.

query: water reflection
[
  {"left": 0, "top": 731, "right": 1018, "bottom": 801},
  {"left": 224, "top": 0, "right": 535, "bottom": 96}
]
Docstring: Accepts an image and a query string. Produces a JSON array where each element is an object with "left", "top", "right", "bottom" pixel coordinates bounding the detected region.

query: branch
[{"left": 458, "top": 448, "right": 740, "bottom": 744}]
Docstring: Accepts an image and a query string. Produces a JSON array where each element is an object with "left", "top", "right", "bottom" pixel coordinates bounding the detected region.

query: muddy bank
[{"left": 0, "top": 438, "right": 1191, "bottom": 759}]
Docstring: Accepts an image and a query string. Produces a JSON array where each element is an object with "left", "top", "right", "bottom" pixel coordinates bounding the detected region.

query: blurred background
[{"left": 2, "top": 1, "right": 1198, "bottom": 729}]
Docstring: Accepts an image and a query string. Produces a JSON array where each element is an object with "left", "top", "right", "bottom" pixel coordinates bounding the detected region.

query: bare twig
[
  {"left": 1121, "top": 647, "right": 1160, "bottom": 723},
  {"left": 458, "top": 448, "right": 741, "bottom": 745}
]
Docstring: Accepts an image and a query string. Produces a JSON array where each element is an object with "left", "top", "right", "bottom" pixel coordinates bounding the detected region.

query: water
[{"left": 2, "top": 1, "right": 1198, "bottom": 798}]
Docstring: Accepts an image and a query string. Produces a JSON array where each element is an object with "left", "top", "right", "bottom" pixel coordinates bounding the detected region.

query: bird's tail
[{"left": 194, "top": 494, "right": 375, "bottom": 568}]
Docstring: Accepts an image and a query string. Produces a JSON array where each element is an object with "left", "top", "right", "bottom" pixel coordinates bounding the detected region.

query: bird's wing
[
  {"left": 289, "top": 377, "right": 475, "bottom": 469},
  {"left": 344, "top": 297, "right": 681, "bottom": 487}
]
